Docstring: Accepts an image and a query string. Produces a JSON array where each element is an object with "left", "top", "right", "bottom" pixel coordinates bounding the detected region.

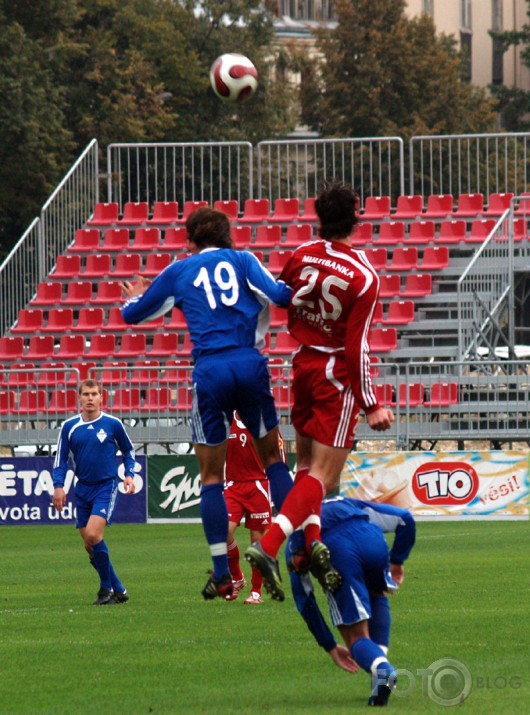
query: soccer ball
[{"left": 209, "top": 53, "right": 258, "bottom": 102}]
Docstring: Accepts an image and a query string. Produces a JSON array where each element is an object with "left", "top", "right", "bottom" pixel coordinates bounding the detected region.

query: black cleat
[
  {"left": 368, "top": 670, "right": 397, "bottom": 706},
  {"left": 244, "top": 542, "right": 285, "bottom": 602},
  {"left": 309, "top": 540, "right": 342, "bottom": 593},
  {"left": 110, "top": 589, "right": 129, "bottom": 604},
  {"left": 201, "top": 571, "right": 234, "bottom": 601},
  {"left": 93, "top": 588, "right": 113, "bottom": 605}
]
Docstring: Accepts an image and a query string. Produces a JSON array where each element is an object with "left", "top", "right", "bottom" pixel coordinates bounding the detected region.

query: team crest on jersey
[{"left": 97, "top": 428, "right": 107, "bottom": 443}]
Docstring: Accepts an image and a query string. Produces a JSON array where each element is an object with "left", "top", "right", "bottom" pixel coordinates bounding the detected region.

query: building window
[
  {"left": 422, "top": 0, "right": 433, "bottom": 15},
  {"left": 460, "top": 30, "right": 472, "bottom": 83},
  {"left": 461, "top": 0, "right": 472, "bottom": 30},
  {"left": 277, "top": 0, "right": 334, "bottom": 20}
]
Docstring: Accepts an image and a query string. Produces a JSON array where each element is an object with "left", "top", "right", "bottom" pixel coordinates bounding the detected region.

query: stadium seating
[
  {"left": 369, "top": 328, "right": 398, "bottom": 352},
  {"left": 113, "top": 253, "right": 142, "bottom": 277},
  {"left": 68, "top": 228, "right": 100, "bottom": 252},
  {"left": 389, "top": 247, "right": 418, "bottom": 271},
  {"left": 421, "top": 246, "right": 450, "bottom": 270},
  {"left": 269, "top": 331, "right": 300, "bottom": 355},
  {"left": 130, "top": 360, "right": 161, "bottom": 385},
  {"left": 284, "top": 223, "right": 312, "bottom": 247},
  {"left": 140, "top": 387, "right": 175, "bottom": 412},
  {"left": 351, "top": 223, "right": 373, "bottom": 245},
  {"left": 424, "top": 381, "right": 459, "bottom": 406},
  {"left": 43, "top": 308, "right": 74, "bottom": 333},
  {"left": 166, "top": 309, "right": 187, "bottom": 329},
  {"left": 12, "top": 309, "right": 44, "bottom": 334},
  {"left": 100, "top": 228, "right": 130, "bottom": 251},
  {"left": 301, "top": 197, "right": 317, "bottom": 221},
  {"left": 239, "top": 198, "right": 270, "bottom": 223},
  {"left": 84, "top": 253, "right": 112, "bottom": 277},
  {"left": 132, "top": 227, "right": 161, "bottom": 251},
  {"left": 51, "top": 254, "right": 81, "bottom": 278},
  {"left": 270, "top": 305, "right": 288, "bottom": 328},
  {"left": 57, "top": 335, "right": 86, "bottom": 360},
  {"left": 104, "top": 307, "right": 128, "bottom": 331},
  {"left": 118, "top": 202, "right": 149, "bottom": 225},
  {"left": 437, "top": 220, "right": 466, "bottom": 243},
  {"left": 373, "top": 383, "right": 393, "bottom": 406},
  {"left": 213, "top": 199, "right": 239, "bottom": 220},
  {"left": 270, "top": 198, "right": 300, "bottom": 222},
  {"left": 92, "top": 281, "right": 123, "bottom": 305},
  {"left": 376, "top": 221, "right": 405, "bottom": 244},
  {"left": 401, "top": 273, "right": 432, "bottom": 297},
  {"left": 378, "top": 274, "right": 401, "bottom": 298},
  {"left": 382, "top": 300, "right": 415, "bottom": 325},
  {"left": 267, "top": 250, "right": 290, "bottom": 274},
  {"left": 407, "top": 220, "right": 435, "bottom": 244},
  {"left": 484, "top": 192, "right": 514, "bottom": 216},
  {"left": 395, "top": 382, "right": 425, "bottom": 407},
  {"left": 118, "top": 333, "right": 147, "bottom": 358},
  {"left": 371, "top": 302, "right": 384, "bottom": 323},
  {"left": 253, "top": 224, "right": 282, "bottom": 248},
  {"left": 99, "top": 361, "right": 129, "bottom": 386},
  {"left": 177, "top": 200, "right": 208, "bottom": 223},
  {"left": 15, "top": 389, "right": 48, "bottom": 415},
  {"left": 26, "top": 335, "right": 55, "bottom": 360},
  {"left": 272, "top": 385, "right": 291, "bottom": 409},
  {"left": 109, "top": 388, "right": 142, "bottom": 412},
  {"left": 160, "top": 359, "right": 192, "bottom": 385},
  {"left": 393, "top": 194, "right": 423, "bottom": 219},
  {"left": 453, "top": 193, "right": 484, "bottom": 218},
  {"left": 63, "top": 281, "right": 92, "bottom": 305},
  {"left": 30, "top": 282, "right": 63, "bottom": 306},
  {"left": 85, "top": 334, "right": 116, "bottom": 359},
  {"left": 163, "top": 226, "right": 188, "bottom": 250},
  {"left": 179, "top": 334, "right": 194, "bottom": 356},
  {"left": 86, "top": 202, "right": 119, "bottom": 226},
  {"left": 231, "top": 225, "right": 252, "bottom": 248},
  {"left": 5, "top": 363, "right": 36, "bottom": 387},
  {"left": 423, "top": 194, "right": 453, "bottom": 218},
  {"left": 0, "top": 390, "right": 16, "bottom": 414},
  {"left": 176, "top": 387, "right": 193, "bottom": 411},
  {"left": 48, "top": 389, "right": 78, "bottom": 414},
  {"left": 150, "top": 332, "right": 180, "bottom": 357},
  {"left": 465, "top": 219, "right": 496, "bottom": 243},
  {"left": 35, "top": 362, "right": 69, "bottom": 387},
  {"left": 364, "top": 248, "right": 388, "bottom": 270},
  {"left": 362, "top": 196, "right": 391, "bottom": 220},
  {"left": 144, "top": 253, "right": 172, "bottom": 276},
  {"left": 147, "top": 201, "right": 179, "bottom": 225}
]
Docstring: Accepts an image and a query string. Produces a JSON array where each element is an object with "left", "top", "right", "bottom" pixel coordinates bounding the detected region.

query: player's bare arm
[
  {"left": 52, "top": 487, "right": 67, "bottom": 512},
  {"left": 367, "top": 407, "right": 395, "bottom": 432}
]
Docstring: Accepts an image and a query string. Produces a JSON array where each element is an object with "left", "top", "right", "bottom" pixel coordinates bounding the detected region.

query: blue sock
[
  {"left": 351, "top": 637, "right": 393, "bottom": 676},
  {"left": 266, "top": 461, "right": 294, "bottom": 511},
  {"left": 369, "top": 595, "right": 391, "bottom": 650},
  {"left": 90, "top": 557, "right": 125, "bottom": 593},
  {"left": 91, "top": 540, "right": 112, "bottom": 590},
  {"left": 200, "top": 483, "right": 229, "bottom": 579}
]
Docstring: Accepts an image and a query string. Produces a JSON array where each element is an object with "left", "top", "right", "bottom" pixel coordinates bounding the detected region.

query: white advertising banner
[{"left": 340, "top": 451, "right": 529, "bottom": 518}]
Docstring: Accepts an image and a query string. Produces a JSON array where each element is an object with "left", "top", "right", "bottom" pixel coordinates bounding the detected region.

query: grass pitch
[{"left": 1, "top": 520, "right": 528, "bottom": 714}]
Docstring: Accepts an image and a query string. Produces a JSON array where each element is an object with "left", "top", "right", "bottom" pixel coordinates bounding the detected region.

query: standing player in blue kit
[
  {"left": 120, "top": 207, "right": 294, "bottom": 600},
  {"left": 52, "top": 379, "right": 137, "bottom": 605}
]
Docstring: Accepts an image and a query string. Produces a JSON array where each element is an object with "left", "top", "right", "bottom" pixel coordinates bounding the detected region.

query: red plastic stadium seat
[
  {"left": 163, "top": 226, "right": 188, "bottom": 250},
  {"left": 118, "top": 201, "right": 149, "bottom": 225},
  {"left": 86, "top": 202, "right": 119, "bottom": 226},
  {"left": 83, "top": 253, "right": 112, "bottom": 278},
  {"left": 351, "top": 223, "right": 373, "bottom": 246},
  {"left": 68, "top": 228, "right": 100, "bottom": 252},
  {"left": 113, "top": 253, "right": 142, "bottom": 277},
  {"left": 253, "top": 224, "right": 282, "bottom": 248},
  {"left": 57, "top": 335, "right": 86, "bottom": 360},
  {"left": 15, "top": 389, "right": 48, "bottom": 415},
  {"left": 421, "top": 246, "right": 449, "bottom": 270},
  {"left": 267, "top": 250, "right": 291, "bottom": 274},
  {"left": 118, "top": 333, "right": 147, "bottom": 358},
  {"left": 301, "top": 197, "right": 317, "bottom": 221},
  {"left": 395, "top": 383, "right": 425, "bottom": 407},
  {"left": 376, "top": 221, "right": 405, "bottom": 245},
  {"left": 148, "top": 201, "right": 179, "bottom": 225},
  {"left": 48, "top": 389, "right": 78, "bottom": 415},
  {"left": 231, "top": 225, "right": 252, "bottom": 248},
  {"left": 389, "top": 246, "right": 418, "bottom": 271},
  {"left": 484, "top": 192, "right": 514, "bottom": 216},
  {"left": 140, "top": 387, "right": 175, "bottom": 413},
  {"left": 272, "top": 385, "right": 291, "bottom": 409},
  {"left": 161, "top": 359, "right": 192, "bottom": 385},
  {"left": 407, "top": 221, "right": 435, "bottom": 244},
  {"left": 144, "top": 252, "right": 172, "bottom": 276},
  {"left": 179, "top": 334, "right": 194, "bottom": 356},
  {"left": 465, "top": 219, "right": 496, "bottom": 243},
  {"left": 214, "top": 199, "right": 239, "bottom": 220},
  {"left": 369, "top": 328, "right": 398, "bottom": 353},
  {"left": 30, "top": 282, "right": 63, "bottom": 306},
  {"left": 382, "top": 300, "right": 415, "bottom": 325},
  {"left": 371, "top": 302, "right": 384, "bottom": 324},
  {"left": 35, "top": 362, "right": 69, "bottom": 387},
  {"left": 5, "top": 363, "right": 36, "bottom": 387},
  {"left": 514, "top": 191, "right": 530, "bottom": 216},
  {"left": 270, "top": 305, "right": 288, "bottom": 328},
  {"left": 393, "top": 195, "right": 423, "bottom": 219},
  {"left": 284, "top": 223, "right": 312, "bottom": 247},
  {"left": 362, "top": 196, "right": 391, "bottom": 220},
  {"left": 437, "top": 220, "right": 466, "bottom": 244},
  {"left": 109, "top": 388, "right": 142, "bottom": 412},
  {"left": 269, "top": 331, "right": 300, "bottom": 355},
  {"left": 51, "top": 254, "right": 81, "bottom": 278},
  {"left": 424, "top": 382, "right": 459, "bottom": 407},
  {"left": 130, "top": 360, "right": 161, "bottom": 385},
  {"left": 100, "top": 228, "right": 130, "bottom": 252},
  {"left": 239, "top": 198, "right": 270, "bottom": 223},
  {"left": 453, "top": 193, "right": 484, "bottom": 218},
  {"left": 132, "top": 227, "right": 161, "bottom": 251},
  {"left": 92, "top": 281, "right": 124, "bottom": 305},
  {"left": 12, "top": 309, "right": 44, "bottom": 334},
  {"left": 150, "top": 332, "right": 179, "bottom": 357},
  {"left": 0, "top": 390, "right": 16, "bottom": 414},
  {"left": 104, "top": 307, "right": 128, "bottom": 331},
  {"left": 401, "top": 273, "right": 432, "bottom": 297},
  {"left": 25, "top": 335, "right": 55, "bottom": 360},
  {"left": 177, "top": 200, "right": 208, "bottom": 223},
  {"left": 423, "top": 194, "right": 453, "bottom": 218},
  {"left": 63, "top": 281, "right": 92, "bottom": 305},
  {"left": 86, "top": 334, "right": 116, "bottom": 359},
  {"left": 176, "top": 387, "right": 193, "bottom": 411},
  {"left": 98, "top": 361, "right": 129, "bottom": 386},
  {"left": 364, "top": 248, "right": 388, "bottom": 271},
  {"left": 140, "top": 315, "right": 165, "bottom": 330},
  {"left": 378, "top": 274, "right": 401, "bottom": 298},
  {"left": 43, "top": 308, "right": 74, "bottom": 333},
  {"left": 67, "top": 361, "right": 96, "bottom": 385},
  {"left": 166, "top": 308, "right": 187, "bottom": 330},
  {"left": 270, "top": 198, "right": 300, "bottom": 223},
  {"left": 373, "top": 383, "right": 393, "bottom": 406}
]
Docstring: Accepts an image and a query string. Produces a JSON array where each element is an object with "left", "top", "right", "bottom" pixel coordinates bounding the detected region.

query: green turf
[{"left": 1, "top": 520, "right": 528, "bottom": 714}]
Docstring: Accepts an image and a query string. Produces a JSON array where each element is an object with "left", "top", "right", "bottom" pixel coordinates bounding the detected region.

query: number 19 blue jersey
[{"left": 122, "top": 248, "right": 291, "bottom": 361}]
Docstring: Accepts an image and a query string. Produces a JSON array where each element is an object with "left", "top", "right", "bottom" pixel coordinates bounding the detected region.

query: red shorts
[
  {"left": 224, "top": 478, "right": 272, "bottom": 530},
  {"left": 291, "top": 348, "right": 360, "bottom": 449}
]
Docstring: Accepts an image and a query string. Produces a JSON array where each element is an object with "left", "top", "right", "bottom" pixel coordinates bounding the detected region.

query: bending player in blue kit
[
  {"left": 52, "top": 379, "right": 137, "bottom": 605},
  {"left": 120, "top": 207, "right": 294, "bottom": 601},
  {"left": 287, "top": 496, "right": 416, "bottom": 707}
]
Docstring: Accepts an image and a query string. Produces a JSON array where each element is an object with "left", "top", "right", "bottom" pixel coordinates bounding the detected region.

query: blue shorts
[
  {"left": 74, "top": 479, "right": 120, "bottom": 529},
  {"left": 190, "top": 348, "right": 279, "bottom": 445},
  {"left": 323, "top": 518, "right": 390, "bottom": 626}
]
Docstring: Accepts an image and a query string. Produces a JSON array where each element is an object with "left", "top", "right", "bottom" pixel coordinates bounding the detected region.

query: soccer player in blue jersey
[
  {"left": 52, "top": 379, "right": 137, "bottom": 605},
  {"left": 287, "top": 496, "right": 416, "bottom": 707},
  {"left": 120, "top": 207, "right": 294, "bottom": 601}
]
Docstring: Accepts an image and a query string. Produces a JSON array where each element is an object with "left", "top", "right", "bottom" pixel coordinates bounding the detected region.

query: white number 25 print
[
  {"left": 193, "top": 261, "right": 240, "bottom": 309},
  {"left": 291, "top": 266, "right": 348, "bottom": 320}
]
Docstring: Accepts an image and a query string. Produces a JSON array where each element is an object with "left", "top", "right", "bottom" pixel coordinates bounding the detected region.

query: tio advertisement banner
[
  {"left": 0, "top": 456, "right": 147, "bottom": 525},
  {"left": 341, "top": 451, "right": 529, "bottom": 518}
]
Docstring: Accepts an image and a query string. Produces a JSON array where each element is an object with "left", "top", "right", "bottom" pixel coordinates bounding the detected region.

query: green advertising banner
[{"left": 148, "top": 454, "right": 202, "bottom": 521}]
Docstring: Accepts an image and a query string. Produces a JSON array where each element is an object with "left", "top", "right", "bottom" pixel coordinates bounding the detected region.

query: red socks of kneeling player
[{"left": 259, "top": 472, "right": 326, "bottom": 559}]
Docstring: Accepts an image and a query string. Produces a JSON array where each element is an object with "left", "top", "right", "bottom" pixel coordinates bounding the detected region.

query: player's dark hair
[
  {"left": 79, "top": 379, "right": 102, "bottom": 395},
  {"left": 185, "top": 207, "right": 234, "bottom": 249},
  {"left": 315, "top": 180, "right": 359, "bottom": 240}
]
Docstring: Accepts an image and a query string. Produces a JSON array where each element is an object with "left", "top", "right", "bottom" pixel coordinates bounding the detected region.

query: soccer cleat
[
  {"left": 368, "top": 670, "right": 397, "bottom": 707},
  {"left": 110, "top": 589, "right": 129, "bottom": 604},
  {"left": 225, "top": 576, "right": 247, "bottom": 601},
  {"left": 201, "top": 571, "right": 234, "bottom": 601},
  {"left": 244, "top": 591, "right": 263, "bottom": 605},
  {"left": 93, "top": 588, "right": 113, "bottom": 605},
  {"left": 244, "top": 542, "right": 285, "bottom": 602},
  {"left": 287, "top": 547, "right": 310, "bottom": 574},
  {"left": 309, "top": 540, "right": 342, "bottom": 593}
]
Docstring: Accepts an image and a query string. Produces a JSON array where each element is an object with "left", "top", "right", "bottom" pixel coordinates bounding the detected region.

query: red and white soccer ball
[{"left": 209, "top": 53, "right": 258, "bottom": 102}]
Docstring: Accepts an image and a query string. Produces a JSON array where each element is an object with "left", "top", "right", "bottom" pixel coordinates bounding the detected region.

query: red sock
[
  {"left": 250, "top": 567, "right": 263, "bottom": 593},
  {"left": 260, "top": 474, "right": 325, "bottom": 558},
  {"left": 303, "top": 520, "right": 322, "bottom": 551},
  {"left": 227, "top": 539, "right": 244, "bottom": 581}
]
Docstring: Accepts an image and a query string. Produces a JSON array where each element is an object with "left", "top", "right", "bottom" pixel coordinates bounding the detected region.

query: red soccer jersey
[
  {"left": 279, "top": 238, "right": 380, "bottom": 414},
  {"left": 226, "top": 413, "right": 286, "bottom": 482}
]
